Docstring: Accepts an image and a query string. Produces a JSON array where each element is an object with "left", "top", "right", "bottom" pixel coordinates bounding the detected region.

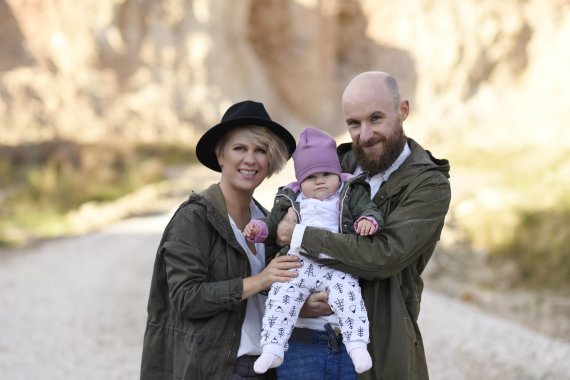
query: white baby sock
[
  {"left": 253, "top": 352, "right": 283, "bottom": 374},
  {"left": 349, "top": 347, "right": 373, "bottom": 374}
]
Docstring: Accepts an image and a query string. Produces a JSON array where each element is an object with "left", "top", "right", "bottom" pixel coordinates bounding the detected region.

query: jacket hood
[
  {"left": 189, "top": 183, "right": 269, "bottom": 256},
  {"left": 193, "top": 182, "right": 269, "bottom": 225}
]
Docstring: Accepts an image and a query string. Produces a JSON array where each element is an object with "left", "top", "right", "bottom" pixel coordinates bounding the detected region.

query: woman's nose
[{"left": 243, "top": 150, "right": 255, "bottom": 163}]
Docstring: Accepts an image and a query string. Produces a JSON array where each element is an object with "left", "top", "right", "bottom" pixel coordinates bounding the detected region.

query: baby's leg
[
  {"left": 255, "top": 279, "right": 311, "bottom": 374},
  {"left": 326, "top": 271, "right": 372, "bottom": 374}
]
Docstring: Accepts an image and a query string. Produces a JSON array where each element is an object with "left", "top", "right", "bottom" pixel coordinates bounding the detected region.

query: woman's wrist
[{"left": 241, "top": 274, "right": 265, "bottom": 300}]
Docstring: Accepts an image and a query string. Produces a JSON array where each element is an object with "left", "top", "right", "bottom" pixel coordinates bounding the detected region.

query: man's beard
[{"left": 353, "top": 125, "right": 407, "bottom": 176}]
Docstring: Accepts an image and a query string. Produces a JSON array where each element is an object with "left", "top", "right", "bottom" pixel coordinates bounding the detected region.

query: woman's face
[{"left": 217, "top": 128, "right": 270, "bottom": 194}]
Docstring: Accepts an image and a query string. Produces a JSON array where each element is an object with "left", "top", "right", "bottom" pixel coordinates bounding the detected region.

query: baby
[{"left": 243, "top": 127, "right": 383, "bottom": 375}]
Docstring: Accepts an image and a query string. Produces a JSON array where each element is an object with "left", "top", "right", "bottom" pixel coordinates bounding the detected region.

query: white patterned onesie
[{"left": 259, "top": 191, "right": 370, "bottom": 359}]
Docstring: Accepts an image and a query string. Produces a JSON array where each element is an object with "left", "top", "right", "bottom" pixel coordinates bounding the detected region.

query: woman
[{"left": 141, "top": 100, "right": 301, "bottom": 380}]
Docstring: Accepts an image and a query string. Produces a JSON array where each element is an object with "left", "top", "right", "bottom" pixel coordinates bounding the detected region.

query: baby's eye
[
  {"left": 307, "top": 175, "right": 315, "bottom": 179},
  {"left": 323, "top": 172, "right": 330, "bottom": 176}
]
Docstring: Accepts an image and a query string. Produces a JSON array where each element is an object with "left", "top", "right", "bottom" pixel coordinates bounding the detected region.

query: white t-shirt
[{"left": 228, "top": 200, "right": 267, "bottom": 356}]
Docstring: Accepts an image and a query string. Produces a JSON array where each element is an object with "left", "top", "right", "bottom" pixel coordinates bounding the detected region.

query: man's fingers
[
  {"left": 309, "top": 291, "right": 328, "bottom": 302},
  {"left": 285, "top": 207, "right": 298, "bottom": 222}
]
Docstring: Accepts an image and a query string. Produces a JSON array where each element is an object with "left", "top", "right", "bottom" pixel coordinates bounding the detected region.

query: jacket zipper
[
  {"left": 276, "top": 193, "right": 301, "bottom": 222},
  {"left": 339, "top": 182, "right": 350, "bottom": 233}
]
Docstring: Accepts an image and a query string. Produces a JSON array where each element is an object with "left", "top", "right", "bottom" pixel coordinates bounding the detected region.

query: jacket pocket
[{"left": 172, "top": 328, "right": 203, "bottom": 380}]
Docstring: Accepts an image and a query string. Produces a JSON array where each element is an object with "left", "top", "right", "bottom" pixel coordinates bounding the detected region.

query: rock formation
[{"left": 1, "top": 0, "right": 568, "bottom": 147}]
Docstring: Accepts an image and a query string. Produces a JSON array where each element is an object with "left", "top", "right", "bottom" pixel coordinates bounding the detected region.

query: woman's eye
[{"left": 256, "top": 148, "right": 266, "bottom": 154}]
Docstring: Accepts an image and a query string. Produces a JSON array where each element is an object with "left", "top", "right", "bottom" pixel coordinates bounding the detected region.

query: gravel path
[{"left": 1, "top": 210, "right": 568, "bottom": 380}]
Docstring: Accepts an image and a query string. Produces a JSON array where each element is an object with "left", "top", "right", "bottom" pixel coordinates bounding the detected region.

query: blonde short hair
[{"left": 215, "top": 125, "right": 290, "bottom": 177}]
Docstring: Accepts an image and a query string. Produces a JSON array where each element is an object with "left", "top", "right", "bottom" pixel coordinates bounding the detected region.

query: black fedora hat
[{"left": 196, "top": 100, "right": 296, "bottom": 172}]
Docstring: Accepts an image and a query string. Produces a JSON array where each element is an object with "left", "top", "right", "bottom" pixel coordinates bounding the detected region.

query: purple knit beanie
[{"left": 292, "top": 127, "right": 342, "bottom": 184}]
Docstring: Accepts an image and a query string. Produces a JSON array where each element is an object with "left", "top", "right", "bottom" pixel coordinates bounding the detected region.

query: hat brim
[{"left": 195, "top": 116, "right": 296, "bottom": 172}]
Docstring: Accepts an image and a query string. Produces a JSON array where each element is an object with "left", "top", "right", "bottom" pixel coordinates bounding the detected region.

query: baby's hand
[
  {"left": 243, "top": 221, "right": 260, "bottom": 240},
  {"left": 356, "top": 219, "right": 375, "bottom": 236}
]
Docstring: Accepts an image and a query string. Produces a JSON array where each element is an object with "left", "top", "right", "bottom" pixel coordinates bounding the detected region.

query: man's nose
[{"left": 360, "top": 123, "right": 374, "bottom": 143}]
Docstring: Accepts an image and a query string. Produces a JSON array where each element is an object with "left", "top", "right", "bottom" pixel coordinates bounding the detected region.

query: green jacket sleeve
[
  {"left": 258, "top": 192, "right": 294, "bottom": 244},
  {"left": 162, "top": 206, "right": 244, "bottom": 320},
  {"left": 345, "top": 181, "right": 384, "bottom": 230},
  {"left": 301, "top": 172, "right": 451, "bottom": 281}
]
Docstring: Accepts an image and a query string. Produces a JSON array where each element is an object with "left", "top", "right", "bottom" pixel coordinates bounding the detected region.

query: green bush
[
  {"left": 498, "top": 206, "right": 570, "bottom": 290},
  {"left": 449, "top": 145, "right": 570, "bottom": 291},
  {"left": 0, "top": 139, "right": 196, "bottom": 246}
]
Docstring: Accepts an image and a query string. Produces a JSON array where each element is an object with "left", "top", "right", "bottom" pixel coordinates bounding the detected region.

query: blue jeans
[{"left": 276, "top": 329, "right": 357, "bottom": 380}]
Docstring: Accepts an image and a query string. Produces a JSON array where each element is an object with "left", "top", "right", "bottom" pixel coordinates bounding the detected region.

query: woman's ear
[{"left": 216, "top": 151, "right": 224, "bottom": 169}]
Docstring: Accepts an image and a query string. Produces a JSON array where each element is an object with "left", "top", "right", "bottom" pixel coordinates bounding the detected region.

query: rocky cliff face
[{"left": 1, "top": 0, "right": 569, "bottom": 149}]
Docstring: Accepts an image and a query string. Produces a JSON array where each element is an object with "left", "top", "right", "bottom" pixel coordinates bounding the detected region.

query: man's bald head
[{"left": 342, "top": 71, "right": 401, "bottom": 111}]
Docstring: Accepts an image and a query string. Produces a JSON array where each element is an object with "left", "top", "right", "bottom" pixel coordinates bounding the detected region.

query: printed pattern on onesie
[{"left": 260, "top": 257, "right": 369, "bottom": 350}]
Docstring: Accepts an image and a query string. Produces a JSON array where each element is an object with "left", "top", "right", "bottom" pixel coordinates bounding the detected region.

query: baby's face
[{"left": 300, "top": 172, "right": 341, "bottom": 200}]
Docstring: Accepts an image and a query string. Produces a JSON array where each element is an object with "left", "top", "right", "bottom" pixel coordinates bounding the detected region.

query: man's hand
[
  {"left": 276, "top": 207, "right": 298, "bottom": 246},
  {"left": 299, "top": 291, "right": 333, "bottom": 318}
]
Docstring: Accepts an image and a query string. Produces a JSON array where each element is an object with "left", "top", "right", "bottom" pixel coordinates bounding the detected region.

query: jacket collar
[
  {"left": 193, "top": 183, "right": 268, "bottom": 256},
  {"left": 338, "top": 138, "right": 450, "bottom": 196}
]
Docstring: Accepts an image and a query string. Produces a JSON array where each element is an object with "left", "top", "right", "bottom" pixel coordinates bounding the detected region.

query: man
[{"left": 276, "top": 71, "right": 451, "bottom": 379}]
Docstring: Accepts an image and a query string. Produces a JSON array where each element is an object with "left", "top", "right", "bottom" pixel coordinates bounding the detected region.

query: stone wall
[{"left": 1, "top": 0, "right": 569, "bottom": 148}]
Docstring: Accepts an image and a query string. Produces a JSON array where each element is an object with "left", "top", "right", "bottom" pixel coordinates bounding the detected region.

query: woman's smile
[{"left": 239, "top": 169, "right": 258, "bottom": 177}]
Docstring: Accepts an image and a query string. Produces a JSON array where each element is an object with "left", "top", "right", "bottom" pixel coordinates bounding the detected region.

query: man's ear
[{"left": 399, "top": 100, "right": 410, "bottom": 121}]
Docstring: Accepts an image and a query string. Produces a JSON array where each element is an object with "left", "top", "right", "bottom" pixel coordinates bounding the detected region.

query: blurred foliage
[
  {"left": 449, "top": 145, "right": 570, "bottom": 291},
  {"left": 500, "top": 205, "right": 570, "bottom": 289},
  {"left": 0, "top": 139, "right": 196, "bottom": 246}
]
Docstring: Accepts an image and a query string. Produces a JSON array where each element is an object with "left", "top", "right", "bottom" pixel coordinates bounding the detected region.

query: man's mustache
[{"left": 359, "top": 137, "right": 386, "bottom": 148}]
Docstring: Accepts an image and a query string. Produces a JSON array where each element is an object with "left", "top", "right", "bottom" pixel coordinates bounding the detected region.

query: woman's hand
[{"left": 242, "top": 254, "right": 301, "bottom": 299}]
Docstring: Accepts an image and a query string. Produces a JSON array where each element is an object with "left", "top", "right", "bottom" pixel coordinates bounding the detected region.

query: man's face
[{"left": 343, "top": 84, "right": 408, "bottom": 176}]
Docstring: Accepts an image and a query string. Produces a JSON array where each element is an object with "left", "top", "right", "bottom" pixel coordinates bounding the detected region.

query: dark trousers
[{"left": 232, "top": 355, "right": 269, "bottom": 380}]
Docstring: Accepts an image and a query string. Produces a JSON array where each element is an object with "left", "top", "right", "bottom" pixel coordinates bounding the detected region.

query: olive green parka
[
  {"left": 299, "top": 138, "right": 451, "bottom": 380},
  {"left": 140, "top": 183, "right": 279, "bottom": 380}
]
